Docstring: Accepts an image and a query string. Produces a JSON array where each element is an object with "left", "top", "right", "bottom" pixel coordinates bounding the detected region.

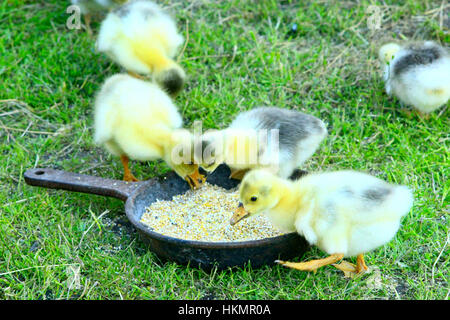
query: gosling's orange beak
[
  {"left": 230, "top": 202, "right": 250, "bottom": 226},
  {"left": 185, "top": 166, "right": 207, "bottom": 189}
]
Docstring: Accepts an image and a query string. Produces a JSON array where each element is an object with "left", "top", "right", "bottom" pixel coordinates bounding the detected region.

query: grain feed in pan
[{"left": 140, "top": 183, "right": 284, "bottom": 242}]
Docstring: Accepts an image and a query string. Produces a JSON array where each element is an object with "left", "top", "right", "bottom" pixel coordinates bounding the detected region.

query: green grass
[{"left": 0, "top": 0, "right": 449, "bottom": 300}]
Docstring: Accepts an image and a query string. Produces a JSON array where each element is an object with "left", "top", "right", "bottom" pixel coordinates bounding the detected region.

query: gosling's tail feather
[
  {"left": 389, "top": 186, "right": 414, "bottom": 218},
  {"left": 154, "top": 62, "right": 186, "bottom": 96}
]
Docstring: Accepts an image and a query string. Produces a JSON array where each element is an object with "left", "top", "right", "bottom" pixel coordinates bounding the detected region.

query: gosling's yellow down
[
  {"left": 96, "top": 0, "right": 186, "bottom": 96},
  {"left": 231, "top": 169, "right": 413, "bottom": 276},
  {"left": 94, "top": 74, "right": 204, "bottom": 188}
]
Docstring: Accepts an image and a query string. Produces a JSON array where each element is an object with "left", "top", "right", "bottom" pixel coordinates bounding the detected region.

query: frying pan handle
[{"left": 24, "top": 168, "right": 143, "bottom": 201}]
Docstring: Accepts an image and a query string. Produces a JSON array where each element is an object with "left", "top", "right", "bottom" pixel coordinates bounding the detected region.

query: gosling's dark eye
[{"left": 250, "top": 196, "right": 258, "bottom": 202}]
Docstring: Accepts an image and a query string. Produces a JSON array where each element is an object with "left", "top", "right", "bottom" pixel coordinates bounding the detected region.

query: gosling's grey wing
[
  {"left": 318, "top": 173, "right": 394, "bottom": 213},
  {"left": 252, "top": 107, "right": 326, "bottom": 153},
  {"left": 72, "top": 0, "right": 116, "bottom": 13},
  {"left": 393, "top": 43, "right": 444, "bottom": 76},
  {"left": 112, "top": 0, "right": 160, "bottom": 18},
  {"left": 113, "top": 1, "right": 131, "bottom": 17}
]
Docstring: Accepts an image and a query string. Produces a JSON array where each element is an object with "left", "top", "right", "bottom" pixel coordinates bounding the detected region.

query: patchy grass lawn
[{"left": 0, "top": 0, "right": 448, "bottom": 299}]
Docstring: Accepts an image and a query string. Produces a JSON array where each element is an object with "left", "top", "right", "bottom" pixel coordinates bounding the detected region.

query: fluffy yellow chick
[
  {"left": 96, "top": 0, "right": 186, "bottom": 96},
  {"left": 194, "top": 107, "right": 327, "bottom": 180},
  {"left": 379, "top": 41, "right": 450, "bottom": 115},
  {"left": 231, "top": 169, "right": 413, "bottom": 276},
  {"left": 70, "top": 0, "right": 128, "bottom": 34},
  {"left": 94, "top": 73, "right": 205, "bottom": 188}
]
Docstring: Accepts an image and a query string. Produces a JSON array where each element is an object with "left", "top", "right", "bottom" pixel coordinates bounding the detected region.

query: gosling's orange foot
[
  {"left": 128, "top": 71, "right": 145, "bottom": 80},
  {"left": 402, "top": 108, "right": 430, "bottom": 120},
  {"left": 84, "top": 14, "right": 93, "bottom": 36},
  {"left": 229, "top": 169, "right": 249, "bottom": 180},
  {"left": 123, "top": 172, "right": 139, "bottom": 182},
  {"left": 120, "top": 155, "right": 139, "bottom": 182},
  {"left": 276, "top": 260, "right": 321, "bottom": 272},
  {"left": 276, "top": 254, "right": 344, "bottom": 273},
  {"left": 401, "top": 109, "right": 414, "bottom": 119},
  {"left": 185, "top": 169, "right": 206, "bottom": 189},
  {"left": 416, "top": 110, "right": 430, "bottom": 120},
  {"left": 356, "top": 254, "right": 369, "bottom": 274},
  {"left": 333, "top": 255, "right": 369, "bottom": 278},
  {"left": 333, "top": 261, "right": 357, "bottom": 278}
]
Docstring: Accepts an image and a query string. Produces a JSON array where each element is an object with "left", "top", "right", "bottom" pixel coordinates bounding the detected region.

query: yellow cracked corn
[{"left": 140, "top": 182, "right": 284, "bottom": 242}]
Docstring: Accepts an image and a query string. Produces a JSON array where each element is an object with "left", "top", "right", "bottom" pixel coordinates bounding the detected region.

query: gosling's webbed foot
[
  {"left": 127, "top": 71, "right": 145, "bottom": 80},
  {"left": 356, "top": 254, "right": 368, "bottom": 274},
  {"left": 84, "top": 14, "right": 93, "bottom": 36},
  {"left": 276, "top": 254, "right": 344, "bottom": 273},
  {"left": 416, "top": 110, "right": 430, "bottom": 120},
  {"left": 332, "top": 261, "right": 357, "bottom": 278},
  {"left": 120, "top": 155, "right": 139, "bottom": 182},
  {"left": 402, "top": 108, "right": 430, "bottom": 120},
  {"left": 333, "top": 254, "right": 368, "bottom": 278},
  {"left": 123, "top": 172, "right": 139, "bottom": 182},
  {"left": 276, "top": 260, "right": 322, "bottom": 273}
]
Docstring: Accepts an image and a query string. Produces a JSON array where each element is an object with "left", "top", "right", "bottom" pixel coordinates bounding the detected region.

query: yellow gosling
[{"left": 231, "top": 169, "right": 413, "bottom": 277}]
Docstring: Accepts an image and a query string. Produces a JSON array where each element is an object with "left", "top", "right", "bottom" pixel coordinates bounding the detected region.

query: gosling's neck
[{"left": 265, "top": 178, "right": 301, "bottom": 232}]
